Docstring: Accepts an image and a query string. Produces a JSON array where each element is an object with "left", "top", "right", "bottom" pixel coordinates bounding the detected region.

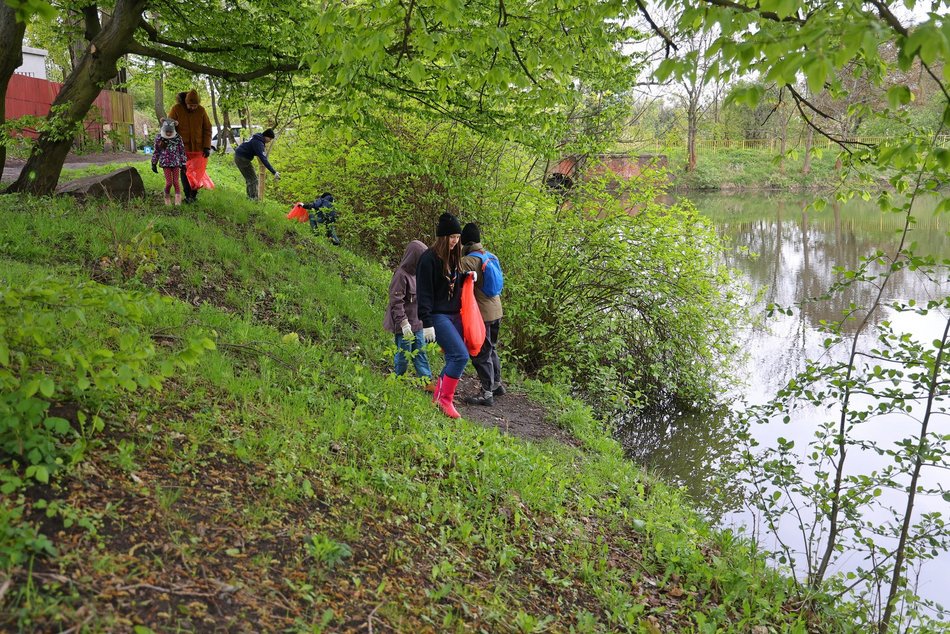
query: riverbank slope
[{"left": 0, "top": 160, "right": 851, "bottom": 632}]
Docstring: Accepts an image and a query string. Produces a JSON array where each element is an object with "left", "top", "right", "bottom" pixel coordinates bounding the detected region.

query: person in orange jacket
[{"left": 167, "top": 90, "right": 212, "bottom": 204}]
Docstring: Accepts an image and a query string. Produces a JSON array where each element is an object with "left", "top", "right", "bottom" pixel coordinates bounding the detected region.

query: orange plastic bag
[
  {"left": 460, "top": 274, "right": 485, "bottom": 356},
  {"left": 185, "top": 152, "right": 215, "bottom": 190},
  {"left": 287, "top": 204, "right": 308, "bottom": 222}
]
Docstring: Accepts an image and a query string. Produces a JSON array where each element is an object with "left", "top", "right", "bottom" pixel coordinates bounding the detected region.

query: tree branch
[
  {"left": 633, "top": 0, "right": 677, "bottom": 56},
  {"left": 700, "top": 0, "right": 805, "bottom": 24},
  {"left": 509, "top": 38, "right": 539, "bottom": 87},
  {"left": 127, "top": 41, "right": 301, "bottom": 81},
  {"left": 138, "top": 18, "right": 271, "bottom": 54},
  {"left": 83, "top": 5, "right": 102, "bottom": 41}
]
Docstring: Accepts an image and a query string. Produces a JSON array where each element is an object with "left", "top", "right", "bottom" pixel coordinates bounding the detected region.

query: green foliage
[
  {"left": 2, "top": 0, "right": 55, "bottom": 22},
  {"left": 304, "top": 534, "right": 352, "bottom": 568},
  {"left": 0, "top": 163, "right": 847, "bottom": 631},
  {"left": 0, "top": 278, "right": 211, "bottom": 482},
  {"left": 275, "top": 114, "right": 744, "bottom": 416}
]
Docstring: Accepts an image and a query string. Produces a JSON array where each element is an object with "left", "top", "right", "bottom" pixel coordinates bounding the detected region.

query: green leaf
[
  {"left": 39, "top": 377, "right": 55, "bottom": 398},
  {"left": 886, "top": 85, "right": 912, "bottom": 108},
  {"left": 32, "top": 465, "right": 49, "bottom": 484}
]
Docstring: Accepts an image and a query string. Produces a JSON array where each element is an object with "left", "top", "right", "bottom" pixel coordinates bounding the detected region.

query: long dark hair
[{"left": 431, "top": 235, "right": 461, "bottom": 297}]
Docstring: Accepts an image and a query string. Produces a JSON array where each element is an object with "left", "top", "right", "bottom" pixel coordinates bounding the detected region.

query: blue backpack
[{"left": 469, "top": 250, "right": 504, "bottom": 298}]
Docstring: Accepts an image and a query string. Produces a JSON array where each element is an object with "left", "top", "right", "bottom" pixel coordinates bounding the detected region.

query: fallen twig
[{"left": 116, "top": 582, "right": 218, "bottom": 597}]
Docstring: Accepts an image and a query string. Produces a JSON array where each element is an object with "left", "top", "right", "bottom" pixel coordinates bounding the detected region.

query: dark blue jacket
[
  {"left": 303, "top": 195, "right": 336, "bottom": 223},
  {"left": 415, "top": 248, "right": 462, "bottom": 328},
  {"left": 234, "top": 133, "right": 276, "bottom": 174}
]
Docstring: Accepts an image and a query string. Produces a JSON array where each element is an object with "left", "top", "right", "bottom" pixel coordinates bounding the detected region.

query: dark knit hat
[
  {"left": 436, "top": 213, "right": 462, "bottom": 237},
  {"left": 262, "top": 128, "right": 275, "bottom": 139},
  {"left": 460, "top": 222, "right": 480, "bottom": 245}
]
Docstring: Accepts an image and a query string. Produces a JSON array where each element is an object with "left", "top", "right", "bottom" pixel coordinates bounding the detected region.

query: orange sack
[
  {"left": 460, "top": 274, "right": 485, "bottom": 356},
  {"left": 287, "top": 204, "right": 309, "bottom": 222},
  {"left": 185, "top": 152, "right": 215, "bottom": 190}
]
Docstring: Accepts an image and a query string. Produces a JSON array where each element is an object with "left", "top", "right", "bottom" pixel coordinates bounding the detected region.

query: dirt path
[{"left": 455, "top": 375, "right": 580, "bottom": 447}]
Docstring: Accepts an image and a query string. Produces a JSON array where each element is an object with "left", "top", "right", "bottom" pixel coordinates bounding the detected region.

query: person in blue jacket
[
  {"left": 234, "top": 128, "right": 279, "bottom": 200},
  {"left": 298, "top": 192, "right": 340, "bottom": 245}
]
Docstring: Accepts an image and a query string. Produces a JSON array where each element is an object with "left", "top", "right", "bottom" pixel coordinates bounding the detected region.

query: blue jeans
[
  {"left": 431, "top": 313, "right": 469, "bottom": 379},
  {"left": 394, "top": 331, "right": 432, "bottom": 378}
]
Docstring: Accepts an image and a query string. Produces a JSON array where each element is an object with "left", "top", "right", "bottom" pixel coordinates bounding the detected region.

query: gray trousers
[
  {"left": 234, "top": 154, "right": 258, "bottom": 200},
  {"left": 471, "top": 318, "right": 502, "bottom": 391}
]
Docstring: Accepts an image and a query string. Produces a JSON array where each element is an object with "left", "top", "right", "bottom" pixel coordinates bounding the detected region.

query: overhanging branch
[
  {"left": 633, "top": 0, "right": 677, "bottom": 56},
  {"left": 127, "top": 41, "right": 301, "bottom": 81},
  {"left": 139, "top": 19, "right": 271, "bottom": 54},
  {"left": 700, "top": 0, "right": 805, "bottom": 25}
]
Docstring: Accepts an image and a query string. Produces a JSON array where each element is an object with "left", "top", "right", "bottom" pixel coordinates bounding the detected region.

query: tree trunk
[
  {"left": 686, "top": 104, "right": 698, "bottom": 172},
  {"left": 779, "top": 112, "right": 789, "bottom": 174},
  {"left": 207, "top": 77, "right": 222, "bottom": 151},
  {"left": 222, "top": 108, "right": 235, "bottom": 150},
  {"left": 802, "top": 123, "right": 814, "bottom": 176},
  {"left": 154, "top": 60, "right": 165, "bottom": 121},
  {"left": 7, "top": 0, "right": 147, "bottom": 195},
  {"left": 0, "top": 3, "right": 26, "bottom": 177}
]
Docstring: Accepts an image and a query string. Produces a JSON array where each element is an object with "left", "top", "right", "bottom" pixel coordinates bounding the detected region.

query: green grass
[
  {"left": 0, "top": 159, "right": 852, "bottom": 632},
  {"left": 661, "top": 147, "right": 842, "bottom": 191}
]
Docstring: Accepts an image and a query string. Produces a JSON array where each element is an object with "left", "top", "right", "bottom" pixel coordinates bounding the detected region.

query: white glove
[
  {"left": 423, "top": 327, "right": 436, "bottom": 343},
  {"left": 469, "top": 270, "right": 478, "bottom": 283},
  {"left": 273, "top": 171, "right": 281, "bottom": 181},
  {"left": 400, "top": 320, "right": 413, "bottom": 339}
]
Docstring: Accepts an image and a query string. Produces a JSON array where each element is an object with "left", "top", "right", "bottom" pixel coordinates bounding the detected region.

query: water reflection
[
  {"left": 617, "top": 191, "right": 950, "bottom": 605},
  {"left": 615, "top": 402, "right": 743, "bottom": 520},
  {"left": 711, "top": 196, "right": 946, "bottom": 336}
]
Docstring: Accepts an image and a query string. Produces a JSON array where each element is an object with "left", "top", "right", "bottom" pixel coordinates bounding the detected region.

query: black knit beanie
[
  {"left": 436, "top": 213, "right": 462, "bottom": 237},
  {"left": 460, "top": 222, "right": 480, "bottom": 245}
]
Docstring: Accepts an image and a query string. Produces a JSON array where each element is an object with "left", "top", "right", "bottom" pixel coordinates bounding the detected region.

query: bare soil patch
[{"left": 455, "top": 375, "right": 580, "bottom": 447}]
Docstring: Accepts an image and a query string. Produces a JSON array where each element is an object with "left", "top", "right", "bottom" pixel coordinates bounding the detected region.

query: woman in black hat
[{"left": 416, "top": 213, "right": 476, "bottom": 419}]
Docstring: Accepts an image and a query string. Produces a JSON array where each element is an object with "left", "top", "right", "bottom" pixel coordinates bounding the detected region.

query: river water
[{"left": 617, "top": 192, "right": 950, "bottom": 609}]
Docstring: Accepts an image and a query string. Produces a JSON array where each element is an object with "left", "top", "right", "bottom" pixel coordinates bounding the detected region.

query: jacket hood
[
  {"left": 398, "top": 240, "right": 427, "bottom": 276},
  {"left": 185, "top": 89, "right": 201, "bottom": 105},
  {"left": 463, "top": 242, "right": 484, "bottom": 255}
]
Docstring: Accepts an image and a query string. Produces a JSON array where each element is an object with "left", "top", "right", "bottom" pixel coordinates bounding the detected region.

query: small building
[
  {"left": 7, "top": 45, "right": 135, "bottom": 152},
  {"left": 546, "top": 153, "right": 671, "bottom": 213},
  {"left": 16, "top": 47, "right": 48, "bottom": 80}
]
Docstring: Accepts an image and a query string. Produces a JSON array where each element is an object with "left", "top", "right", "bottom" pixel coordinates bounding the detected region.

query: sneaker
[
  {"left": 492, "top": 384, "right": 506, "bottom": 397},
  {"left": 463, "top": 390, "right": 494, "bottom": 406}
]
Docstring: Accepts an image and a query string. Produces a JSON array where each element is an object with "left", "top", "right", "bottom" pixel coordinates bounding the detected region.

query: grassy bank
[
  {"left": 0, "top": 159, "right": 849, "bottom": 632},
  {"left": 658, "top": 147, "right": 842, "bottom": 191}
]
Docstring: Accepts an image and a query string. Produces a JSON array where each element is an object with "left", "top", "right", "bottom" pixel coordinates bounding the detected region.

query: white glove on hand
[
  {"left": 469, "top": 270, "right": 478, "bottom": 283},
  {"left": 401, "top": 321, "right": 413, "bottom": 339},
  {"left": 273, "top": 171, "right": 281, "bottom": 181},
  {"left": 423, "top": 327, "right": 436, "bottom": 343}
]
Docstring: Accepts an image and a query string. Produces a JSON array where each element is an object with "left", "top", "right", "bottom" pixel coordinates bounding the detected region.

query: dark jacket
[
  {"left": 416, "top": 247, "right": 462, "bottom": 328},
  {"left": 234, "top": 133, "right": 276, "bottom": 174},
  {"left": 384, "top": 240, "right": 427, "bottom": 334},
  {"left": 461, "top": 242, "right": 503, "bottom": 321},
  {"left": 303, "top": 195, "right": 336, "bottom": 223}
]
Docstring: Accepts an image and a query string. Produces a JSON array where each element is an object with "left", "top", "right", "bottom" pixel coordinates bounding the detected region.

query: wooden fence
[{"left": 6, "top": 73, "right": 136, "bottom": 152}]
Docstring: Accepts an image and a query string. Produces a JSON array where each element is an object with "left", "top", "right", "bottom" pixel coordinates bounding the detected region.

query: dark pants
[
  {"left": 471, "top": 318, "right": 501, "bottom": 391},
  {"left": 180, "top": 161, "right": 196, "bottom": 201},
  {"left": 234, "top": 154, "right": 258, "bottom": 200},
  {"left": 310, "top": 217, "right": 340, "bottom": 245}
]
